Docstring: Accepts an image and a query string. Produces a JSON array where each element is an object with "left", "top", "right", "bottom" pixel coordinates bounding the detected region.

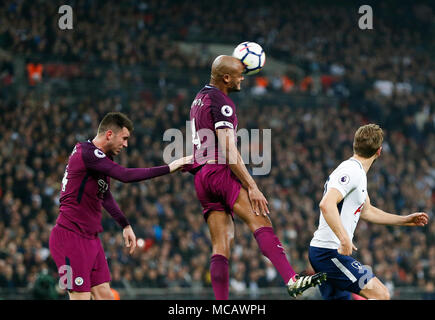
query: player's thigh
[
  {"left": 318, "top": 281, "right": 351, "bottom": 300},
  {"left": 90, "top": 282, "right": 114, "bottom": 300},
  {"left": 359, "top": 277, "right": 390, "bottom": 300},
  {"left": 89, "top": 238, "right": 111, "bottom": 290},
  {"left": 207, "top": 210, "right": 235, "bottom": 258},
  {"left": 309, "top": 246, "right": 371, "bottom": 297},
  {"left": 49, "top": 225, "right": 94, "bottom": 292},
  {"left": 69, "top": 291, "right": 91, "bottom": 300},
  {"left": 232, "top": 187, "right": 272, "bottom": 232}
]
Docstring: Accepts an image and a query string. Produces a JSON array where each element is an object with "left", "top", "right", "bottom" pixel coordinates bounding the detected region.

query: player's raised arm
[
  {"left": 319, "top": 188, "right": 357, "bottom": 256},
  {"left": 216, "top": 127, "right": 269, "bottom": 216},
  {"left": 360, "top": 194, "right": 429, "bottom": 227}
]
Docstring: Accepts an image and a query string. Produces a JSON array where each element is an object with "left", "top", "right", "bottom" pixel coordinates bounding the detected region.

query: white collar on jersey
[{"left": 349, "top": 157, "right": 363, "bottom": 170}]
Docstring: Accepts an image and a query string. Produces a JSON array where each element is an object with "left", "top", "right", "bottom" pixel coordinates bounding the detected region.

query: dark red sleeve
[{"left": 102, "top": 190, "right": 129, "bottom": 228}]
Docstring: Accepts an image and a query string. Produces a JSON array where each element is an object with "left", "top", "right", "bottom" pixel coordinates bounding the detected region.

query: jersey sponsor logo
[
  {"left": 94, "top": 149, "right": 106, "bottom": 158},
  {"left": 221, "top": 105, "right": 233, "bottom": 117},
  {"left": 339, "top": 174, "right": 350, "bottom": 185},
  {"left": 97, "top": 179, "right": 109, "bottom": 199},
  {"left": 354, "top": 203, "right": 364, "bottom": 215},
  {"left": 74, "top": 277, "right": 84, "bottom": 286}
]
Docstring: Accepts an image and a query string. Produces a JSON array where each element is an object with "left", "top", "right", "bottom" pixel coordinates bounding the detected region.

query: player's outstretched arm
[
  {"left": 84, "top": 149, "right": 191, "bottom": 182},
  {"left": 319, "top": 188, "right": 357, "bottom": 256},
  {"left": 216, "top": 128, "right": 269, "bottom": 216},
  {"left": 360, "top": 194, "right": 429, "bottom": 227}
]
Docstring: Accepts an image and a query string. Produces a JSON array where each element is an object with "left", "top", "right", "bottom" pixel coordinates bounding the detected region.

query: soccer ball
[{"left": 232, "top": 41, "right": 266, "bottom": 75}]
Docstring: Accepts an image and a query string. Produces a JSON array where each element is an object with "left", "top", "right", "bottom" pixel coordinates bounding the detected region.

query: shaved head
[
  {"left": 210, "top": 55, "right": 245, "bottom": 93},
  {"left": 211, "top": 55, "right": 244, "bottom": 81}
]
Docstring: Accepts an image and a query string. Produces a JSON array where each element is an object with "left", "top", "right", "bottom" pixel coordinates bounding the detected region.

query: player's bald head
[{"left": 211, "top": 55, "right": 244, "bottom": 81}]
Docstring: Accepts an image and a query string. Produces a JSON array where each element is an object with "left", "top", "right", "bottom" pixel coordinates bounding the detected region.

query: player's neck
[
  {"left": 209, "top": 81, "right": 229, "bottom": 95},
  {"left": 92, "top": 136, "right": 109, "bottom": 154},
  {"left": 351, "top": 154, "right": 375, "bottom": 173}
]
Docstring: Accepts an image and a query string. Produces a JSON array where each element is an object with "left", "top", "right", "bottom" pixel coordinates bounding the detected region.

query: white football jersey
[{"left": 310, "top": 157, "right": 367, "bottom": 249}]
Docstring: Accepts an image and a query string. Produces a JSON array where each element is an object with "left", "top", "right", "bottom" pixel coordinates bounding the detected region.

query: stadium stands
[{"left": 0, "top": 0, "right": 433, "bottom": 299}]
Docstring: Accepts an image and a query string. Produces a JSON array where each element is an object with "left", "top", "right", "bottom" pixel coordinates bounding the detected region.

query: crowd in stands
[{"left": 0, "top": 0, "right": 434, "bottom": 299}]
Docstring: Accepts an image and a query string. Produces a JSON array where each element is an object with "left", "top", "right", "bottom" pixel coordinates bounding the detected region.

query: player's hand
[
  {"left": 247, "top": 185, "right": 270, "bottom": 217},
  {"left": 404, "top": 212, "right": 429, "bottom": 226},
  {"left": 169, "top": 155, "right": 194, "bottom": 173},
  {"left": 338, "top": 238, "right": 357, "bottom": 256},
  {"left": 123, "top": 225, "right": 136, "bottom": 255}
]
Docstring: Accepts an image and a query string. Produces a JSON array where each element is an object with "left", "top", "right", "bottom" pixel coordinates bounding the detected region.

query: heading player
[
  {"left": 309, "top": 124, "right": 429, "bottom": 300},
  {"left": 49, "top": 112, "right": 192, "bottom": 300},
  {"left": 185, "top": 55, "right": 326, "bottom": 299}
]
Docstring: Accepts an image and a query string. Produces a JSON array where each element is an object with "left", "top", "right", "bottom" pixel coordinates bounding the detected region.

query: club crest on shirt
[
  {"left": 221, "top": 105, "right": 233, "bottom": 117},
  {"left": 339, "top": 174, "right": 350, "bottom": 185},
  {"left": 74, "top": 277, "right": 84, "bottom": 286},
  {"left": 94, "top": 149, "right": 106, "bottom": 158}
]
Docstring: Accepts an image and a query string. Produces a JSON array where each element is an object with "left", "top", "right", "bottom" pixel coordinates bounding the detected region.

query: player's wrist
[
  {"left": 338, "top": 233, "right": 350, "bottom": 244},
  {"left": 246, "top": 182, "right": 258, "bottom": 190},
  {"left": 400, "top": 215, "right": 412, "bottom": 226},
  {"left": 168, "top": 163, "right": 177, "bottom": 173}
]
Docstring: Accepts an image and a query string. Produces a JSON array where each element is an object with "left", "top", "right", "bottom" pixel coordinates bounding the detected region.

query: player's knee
[
  {"left": 365, "top": 283, "right": 390, "bottom": 300},
  {"left": 100, "top": 287, "right": 115, "bottom": 300},
  {"left": 92, "top": 285, "right": 114, "bottom": 300},
  {"left": 95, "top": 289, "right": 114, "bottom": 300},
  {"left": 378, "top": 287, "right": 390, "bottom": 300},
  {"left": 373, "top": 281, "right": 390, "bottom": 300},
  {"left": 105, "top": 290, "right": 115, "bottom": 300}
]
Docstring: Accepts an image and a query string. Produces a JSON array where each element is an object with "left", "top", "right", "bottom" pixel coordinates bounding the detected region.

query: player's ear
[
  {"left": 222, "top": 74, "right": 231, "bottom": 84},
  {"left": 376, "top": 146, "right": 382, "bottom": 157},
  {"left": 105, "top": 129, "right": 114, "bottom": 141}
]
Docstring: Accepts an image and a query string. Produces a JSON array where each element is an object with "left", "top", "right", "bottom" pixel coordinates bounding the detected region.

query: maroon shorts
[
  {"left": 49, "top": 224, "right": 111, "bottom": 292},
  {"left": 194, "top": 164, "right": 242, "bottom": 221}
]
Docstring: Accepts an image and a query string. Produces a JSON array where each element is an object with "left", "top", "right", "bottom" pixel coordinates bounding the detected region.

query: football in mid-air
[{"left": 232, "top": 41, "right": 266, "bottom": 75}]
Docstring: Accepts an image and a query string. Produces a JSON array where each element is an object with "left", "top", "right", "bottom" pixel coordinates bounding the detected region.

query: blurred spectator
[
  {"left": 26, "top": 61, "right": 43, "bottom": 86},
  {"left": 31, "top": 271, "right": 58, "bottom": 300}
]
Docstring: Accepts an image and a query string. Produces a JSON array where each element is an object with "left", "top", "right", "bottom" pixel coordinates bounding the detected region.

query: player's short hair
[
  {"left": 353, "top": 124, "right": 383, "bottom": 158},
  {"left": 97, "top": 112, "right": 133, "bottom": 135}
]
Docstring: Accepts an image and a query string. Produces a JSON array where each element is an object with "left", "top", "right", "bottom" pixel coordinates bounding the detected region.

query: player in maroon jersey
[
  {"left": 186, "top": 55, "right": 326, "bottom": 299},
  {"left": 49, "top": 112, "right": 192, "bottom": 300}
]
